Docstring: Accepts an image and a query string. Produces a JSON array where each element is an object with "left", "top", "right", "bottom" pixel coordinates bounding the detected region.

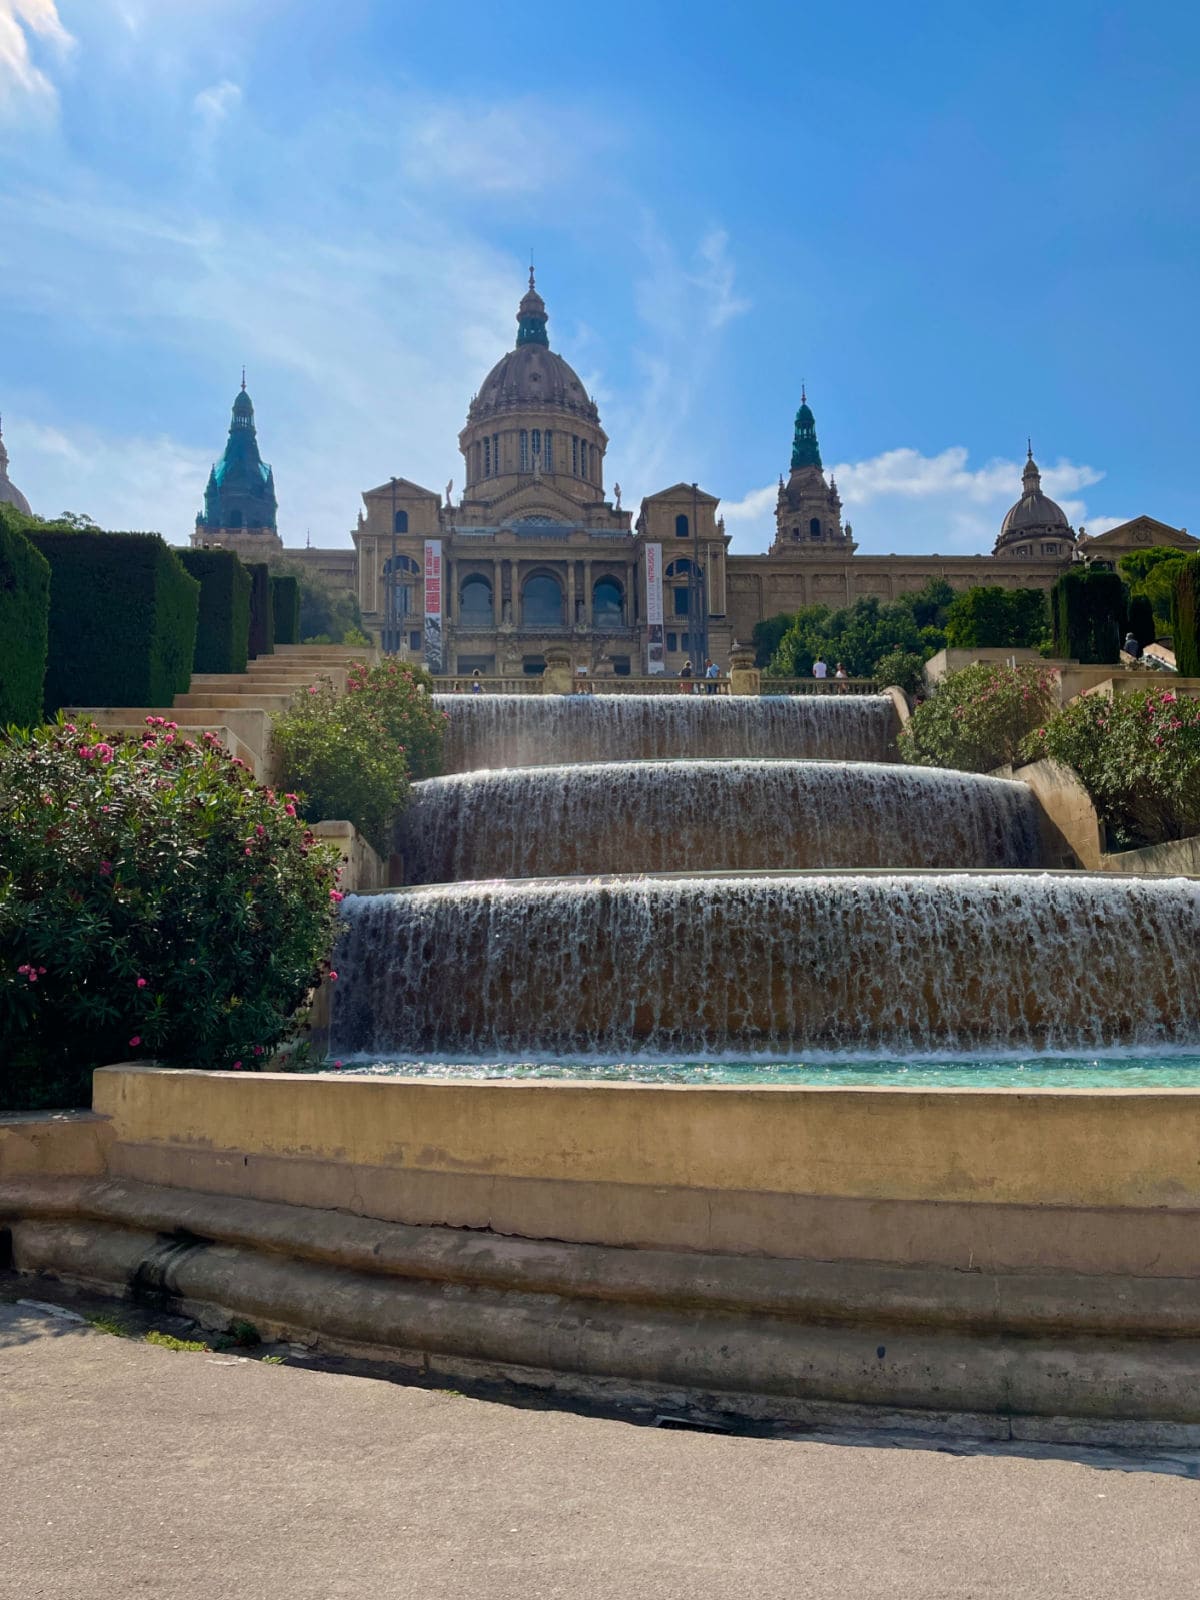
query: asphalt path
[{"left": 3, "top": 1296, "right": 1198, "bottom": 1599}]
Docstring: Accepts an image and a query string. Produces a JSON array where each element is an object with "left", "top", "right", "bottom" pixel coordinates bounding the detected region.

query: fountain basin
[
  {"left": 330, "top": 870, "right": 1200, "bottom": 1059},
  {"left": 435, "top": 693, "right": 900, "bottom": 773},
  {"left": 398, "top": 760, "right": 1044, "bottom": 882}
]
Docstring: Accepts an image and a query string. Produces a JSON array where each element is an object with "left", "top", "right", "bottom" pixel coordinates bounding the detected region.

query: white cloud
[
  {"left": 7, "top": 417, "right": 211, "bottom": 532},
  {"left": 403, "top": 101, "right": 615, "bottom": 196},
  {"left": 193, "top": 78, "right": 241, "bottom": 125},
  {"left": 720, "top": 445, "right": 1118, "bottom": 556},
  {"left": 0, "top": 0, "right": 73, "bottom": 114}
]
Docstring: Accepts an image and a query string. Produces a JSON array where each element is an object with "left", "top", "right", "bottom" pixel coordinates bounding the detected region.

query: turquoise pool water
[{"left": 334, "top": 1053, "right": 1200, "bottom": 1089}]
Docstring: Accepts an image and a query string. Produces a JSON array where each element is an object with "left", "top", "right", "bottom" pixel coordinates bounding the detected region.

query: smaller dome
[
  {"left": 995, "top": 447, "right": 1072, "bottom": 552},
  {"left": 0, "top": 418, "right": 31, "bottom": 517}
]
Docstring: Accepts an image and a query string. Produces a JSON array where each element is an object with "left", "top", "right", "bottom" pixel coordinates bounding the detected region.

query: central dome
[
  {"left": 467, "top": 270, "right": 599, "bottom": 426},
  {"left": 994, "top": 446, "right": 1073, "bottom": 555}
]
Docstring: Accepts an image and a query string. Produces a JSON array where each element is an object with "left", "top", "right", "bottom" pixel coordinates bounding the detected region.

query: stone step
[{"left": 174, "top": 691, "right": 293, "bottom": 714}]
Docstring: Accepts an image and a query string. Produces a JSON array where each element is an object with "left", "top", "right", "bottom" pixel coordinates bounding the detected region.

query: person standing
[
  {"left": 834, "top": 661, "right": 849, "bottom": 694},
  {"left": 812, "top": 656, "right": 828, "bottom": 681},
  {"left": 679, "top": 659, "right": 694, "bottom": 694},
  {"left": 704, "top": 658, "right": 719, "bottom": 695}
]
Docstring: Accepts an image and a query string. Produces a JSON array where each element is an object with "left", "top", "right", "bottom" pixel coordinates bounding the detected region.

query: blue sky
[{"left": 2, "top": 0, "right": 1197, "bottom": 556}]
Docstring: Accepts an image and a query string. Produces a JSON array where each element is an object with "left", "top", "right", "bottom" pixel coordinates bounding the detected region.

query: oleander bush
[
  {"left": 897, "top": 662, "right": 1059, "bottom": 774},
  {"left": 1024, "top": 688, "right": 1200, "bottom": 849},
  {"left": 23, "top": 525, "right": 199, "bottom": 712},
  {"left": 180, "top": 547, "right": 252, "bottom": 674},
  {"left": 272, "top": 659, "right": 446, "bottom": 852},
  {"left": 0, "top": 717, "right": 342, "bottom": 1111},
  {"left": 0, "top": 509, "right": 51, "bottom": 727}
]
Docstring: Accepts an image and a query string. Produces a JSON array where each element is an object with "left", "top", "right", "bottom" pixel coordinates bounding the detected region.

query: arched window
[
  {"left": 580, "top": 441, "right": 588, "bottom": 480},
  {"left": 459, "top": 574, "right": 494, "bottom": 626},
  {"left": 675, "top": 514, "right": 690, "bottom": 539},
  {"left": 665, "top": 559, "right": 701, "bottom": 619},
  {"left": 532, "top": 428, "right": 541, "bottom": 458},
  {"left": 394, "top": 509, "right": 409, "bottom": 534},
  {"left": 483, "top": 437, "right": 491, "bottom": 477},
  {"left": 544, "top": 430, "right": 553, "bottom": 471},
  {"left": 665, "top": 559, "right": 699, "bottom": 577},
  {"left": 809, "top": 518, "right": 821, "bottom": 540},
  {"left": 520, "top": 431, "right": 529, "bottom": 471},
  {"left": 521, "top": 573, "right": 564, "bottom": 627},
  {"left": 592, "top": 576, "right": 624, "bottom": 628},
  {"left": 383, "top": 553, "right": 420, "bottom": 617}
]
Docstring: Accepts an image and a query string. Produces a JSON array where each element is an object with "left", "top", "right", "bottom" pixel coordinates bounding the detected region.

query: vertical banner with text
[
  {"left": 644, "top": 541, "right": 665, "bottom": 674},
  {"left": 423, "top": 539, "right": 443, "bottom": 674}
]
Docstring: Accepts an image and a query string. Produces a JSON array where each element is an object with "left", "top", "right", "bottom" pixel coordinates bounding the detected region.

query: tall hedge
[
  {"left": 1173, "top": 555, "right": 1200, "bottom": 677},
  {"left": 1127, "top": 594, "right": 1155, "bottom": 654},
  {"left": 0, "top": 506, "right": 51, "bottom": 727},
  {"left": 1051, "top": 566, "right": 1126, "bottom": 664},
  {"left": 271, "top": 574, "right": 301, "bottom": 646},
  {"left": 246, "top": 562, "right": 274, "bottom": 658},
  {"left": 25, "top": 527, "right": 199, "bottom": 713},
  {"left": 179, "top": 548, "right": 252, "bottom": 675}
]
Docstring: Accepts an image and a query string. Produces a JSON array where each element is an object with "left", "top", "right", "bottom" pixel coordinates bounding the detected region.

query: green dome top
[{"left": 790, "top": 385, "right": 822, "bottom": 471}]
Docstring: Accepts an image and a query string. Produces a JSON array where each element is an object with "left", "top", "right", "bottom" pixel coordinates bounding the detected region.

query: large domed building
[
  {"left": 189, "top": 272, "right": 1198, "bottom": 673},
  {"left": 0, "top": 417, "right": 32, "bottom": 517}
]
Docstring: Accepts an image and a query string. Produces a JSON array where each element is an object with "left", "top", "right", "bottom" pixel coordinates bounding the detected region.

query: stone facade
[{"left": 193, "top": 279, "right": 1199, "bottom": 671}]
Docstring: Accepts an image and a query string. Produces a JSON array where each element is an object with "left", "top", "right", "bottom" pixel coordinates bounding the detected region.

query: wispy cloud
[
  {"left": 193, "top": 78, "right": 241, "bottom": 125},
  {"left": 402, "top": 101, "right": 616, "bottom": 196},
  {"left": 0, "top": 0, "right": 72, "bottom": 115},
  {"left": 7, "top": 417, "right": 211, "bottom": 531},
  {"left": 721, "top": 446, "right": 1117, "bottom": 556}
]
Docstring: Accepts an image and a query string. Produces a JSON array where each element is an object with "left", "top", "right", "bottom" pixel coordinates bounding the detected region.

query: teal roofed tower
[
  {"left": 197, "top": 376, "right": 278, "bottom": 532},
  {"left": 790, "top": 385, "right": 822, "bottom": 470}
]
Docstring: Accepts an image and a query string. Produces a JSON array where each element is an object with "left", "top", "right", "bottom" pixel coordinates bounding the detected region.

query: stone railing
[{"left": 760, "top": 677, "right": 881, "bottom": 695}]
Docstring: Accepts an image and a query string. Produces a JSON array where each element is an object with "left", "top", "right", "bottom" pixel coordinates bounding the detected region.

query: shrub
[
  {"left": 24, "top": 526, "right": 199, "bottom": 712},
  {"left": 873, "top": 650, "right": 927, "bottom": 698},
  {"left": 271, "top": 575, "right": 301, "bottom": 645},
  {"left": 246, "top": 562, "right": 274, "bottom": 658},
  {"left": 1024, "top": 689, "right": 1200, "bottom": 849},
  {"left": 944, "top": 586, "right": 1048, "bottom": 649},
  {"left": 1172, "top": 555, "right": 1200, "bottom": 677},
  {"left": 896, "top": 662, "right": 1059, "bottom": 774},
  {"left": 1051, "top": 566, "right": 1126, "bottom": 664},
  {"left": 0, "top": 717, "right": 342, "bottom": 1111},
  {"left": 344, "top": 657, "right": 445, "bottom": 780},
  {"left": 1127, "top": 595, "right": 1155, "bottom": 653},
  {"left": 179, "top": 548, "right": 251, "bottom": 675},
  {"left": 0, "top": 509, "right": 51, "bottom": 727},
  {"left": 271, "top": 682, "right": 410, "bottom": 853}
]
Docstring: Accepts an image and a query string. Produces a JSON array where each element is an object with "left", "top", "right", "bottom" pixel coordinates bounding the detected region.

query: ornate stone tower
[
  {"left": 193, "top": 378, "right": 281, "bottom": 551},
  {"left": 0, "top": 416, "right": 32, "bottom": 516},
  {"left": 770, "top": 388, "right": 856, "bottom": 554}
]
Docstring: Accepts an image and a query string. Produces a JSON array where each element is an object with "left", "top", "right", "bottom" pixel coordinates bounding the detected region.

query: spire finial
[
  {"left": 1027, "top": 436, "right": 1033, "bottom": 460},
  {"left": 241, "top": 367, "right": 247, "bottom": 392},
  {"left": 529, "top": 248, "right": 535, "bottom": 291},
  {"left": 801, "top": 382, "right": 807, "bottom": 404}
]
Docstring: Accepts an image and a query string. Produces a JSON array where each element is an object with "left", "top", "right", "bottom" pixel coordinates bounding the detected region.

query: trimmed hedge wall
[
  {"left": 246, "top": 562, "right": 274, "bottom": 658},
  {"left": 1051, "top": 566, "right": 1127, "bottom": 664},
  {"left": 0, "top": 506, "right": 51, "bottom": 727},
  {"left": 179, "top": 548, "right": 252, "bottom": 674},
  {"left": 271, "top": 574, "right": 301, "bottom": 645},
  {"left": 1127, "top": 594, "right": 1155, "bottom": 654},
  {"left": 1173, "top": 555, "right": 1200, "bottom": 678},
  {"left": 26, "top": 527, "right": 199, "bottom": 713}
]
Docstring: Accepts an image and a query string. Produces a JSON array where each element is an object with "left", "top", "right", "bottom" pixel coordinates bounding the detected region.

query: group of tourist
[
  {"left": 677, "top": 658, "right": 723, "bottom": 695},
  {"left": 812, "top": 656, "right": 852, "bottom": 692}
]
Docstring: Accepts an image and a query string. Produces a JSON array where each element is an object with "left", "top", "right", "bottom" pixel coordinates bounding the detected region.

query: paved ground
[{"left": 3, "top": 1295, "right": 1200, "bottom": 1599}]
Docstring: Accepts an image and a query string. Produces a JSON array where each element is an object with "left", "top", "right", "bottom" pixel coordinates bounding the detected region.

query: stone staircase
[{"left": 69, "top": 645, "right": 377, "bottom": 782}]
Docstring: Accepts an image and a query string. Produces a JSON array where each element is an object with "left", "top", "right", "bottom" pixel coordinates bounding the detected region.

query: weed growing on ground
[
  {"left": 145, "top": 1329, "right": 208, "bottom": 1353},
  {"left": 85, "top": 1312, "right": 131, "bottom": 1337}
]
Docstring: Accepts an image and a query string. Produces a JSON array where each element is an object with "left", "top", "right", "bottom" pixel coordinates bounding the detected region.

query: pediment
[
  {"left": 1082, "top": 516, "right": 1198, "bottom": 550},
  {"left": 641, "top": 482, "right": 720, "bottom": 505},
  {"left": 488, "top": 481, "right": 590, "bottom": 521},
  {"left": 361, "top": 477, "right": 440, "bottom": 502}
]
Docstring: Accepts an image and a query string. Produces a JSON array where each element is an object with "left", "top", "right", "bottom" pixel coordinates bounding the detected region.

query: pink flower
[
  {"left": 244, "top": 846, "right": 253, "bottom": 856},
  {"left": 328, "top": 970, "right": 338, "bottom": 981},
  {"left": 330, "top": 889, "right": 344, "bottom": 902},
  {"left": 129, "top": 1036, "right": 141, "bottom": 1048},
  {"left": 99, "top": 861, "right": 112, "bottom": 876},
  {"left": 77, "top": 745, "right": 92, "bottom": 759},
  {"left": 284, "top": 803, "right": 297, "bottom": 817},
  {"left": 64, "top": 723, "right": 76, "bottom": 734},
  {"left": 333, "top": 1060, "right": 343, "bottom": 1070},
  {"left": 136, "top": 977, "right": 147, "bottom": 989},
  {"left": 94, "top": 742, "right": 114, "bottom": 763},
  {"left": 232, "top": 1060, "right": 243, "bottom": 1070}
]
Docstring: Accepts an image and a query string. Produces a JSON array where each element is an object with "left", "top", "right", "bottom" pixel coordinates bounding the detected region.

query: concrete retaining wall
[
  {"left": 991, "top": 758, "right": 1104, "bottom": 869},
  {"left": 1102, "top": 833, "right": 1200, "bottom": 875}
]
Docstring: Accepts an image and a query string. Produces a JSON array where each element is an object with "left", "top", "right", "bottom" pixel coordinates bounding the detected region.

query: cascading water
[
  {"left": 329, "top": 692, "right": 1200, "bottom": 1077},
  {"left": 435, "top": 693, "right": 899, "bottom": 773},
  {"left": 398, "top": 760, "right": 1044, "bottom": 882},
  {"left": 329, "top": 872, "right": 1200, "bottom": 1058}
]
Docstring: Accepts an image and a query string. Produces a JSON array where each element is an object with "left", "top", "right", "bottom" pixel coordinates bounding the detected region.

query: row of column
[{"left": 437, "top": 556, "right": 634, "bottom": 630}]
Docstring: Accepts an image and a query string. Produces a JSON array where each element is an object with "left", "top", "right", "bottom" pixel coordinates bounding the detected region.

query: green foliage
[
  {"left": 944, "top": 586, "right": 1048, "bottom": 649},
  {"left": 21, "top": 523, "right": 199, "bottom": 713},
  {"left": 764, "top": 578, "right": 954, "bottom": 680},
  {"left": 179, "top": 548, "right": 251, "bottom": 675},
  {"left": 145, "top": 1330, "right": 208, "bottom": 1353},
  {"left": 298, "top": 573, "right": 364, "bottom": 645},
  {"left": 1120, "top": 547, "right": 1188, "bottom": 629},
  {"left": 1051, "top": 566, "right": 1127, "bottom": 664},
  {"left": 1127, "top": 595, "right": 1155, "bottom": 652},
  {"left": 271, "top": 575, "right": 301, "bottom": 645},
  {"left": 752, "top": 613, "right": 794, "bottom": 668},
  {"left": 246, "top": 562, "right": 275, "bottom": 658},
  {"left": 1172, "top": 555, "right": 1200, "bottom": 677},
  {"left": 873, "top": 650, "right": 927, "bottom": 697},
  {"left": 896, "top": 662, "right": 1059, "bottom": 774},
  {"left": 273, "top": 659, "right": 446, "bottom": 851},
  {"left": 1024, "top": 688, "right": 1200, "bottom": 849},
  {"left": 0, "top": 507, "right": 51, "bottom": 728},
  {"left": 0, "top": 716, "right": 342, "bottom": 1111}
]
